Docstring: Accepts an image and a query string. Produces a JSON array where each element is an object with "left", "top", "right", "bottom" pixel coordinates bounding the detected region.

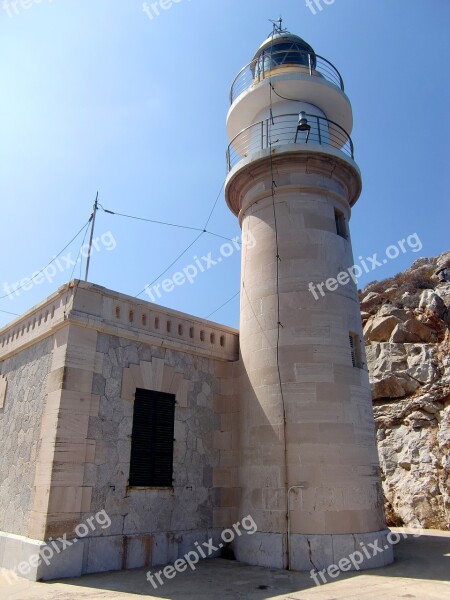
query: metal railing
[
  {"left": 226, "top": 112, "right": 354, "bottom": 172},
  {"left": 230, "top": 49, "right": 344, "bottom": 104}
]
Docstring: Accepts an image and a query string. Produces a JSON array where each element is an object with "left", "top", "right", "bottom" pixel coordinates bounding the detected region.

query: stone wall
[
  {"left": 88, "top": 334, "right": 221, "bottom": 532},
  {"left": 0, "top": 336, "right": 53, "bottom": 536},
  {"left": 58, "top": 332, "right": 239, "bottom": 573}
]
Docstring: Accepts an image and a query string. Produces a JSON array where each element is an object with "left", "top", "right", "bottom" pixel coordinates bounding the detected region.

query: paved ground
[{"left": 1, "top": 529, "right": 449, "bottom": 600}]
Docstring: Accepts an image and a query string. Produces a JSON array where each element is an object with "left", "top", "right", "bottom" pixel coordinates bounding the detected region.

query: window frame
[
  {"left": 129, "top": 388, "right": 176, "bottom": 488},
  {"left": 349, "top": 332, "right": 363, "bottom": 369},
  {"left": 334, "top": 209, "right": 348, "bottom": 240}
]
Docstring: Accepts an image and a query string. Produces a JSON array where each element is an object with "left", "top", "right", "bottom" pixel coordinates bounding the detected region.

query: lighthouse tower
[{"left": 225, "top": 23, "right": 393, "bottom": 571}]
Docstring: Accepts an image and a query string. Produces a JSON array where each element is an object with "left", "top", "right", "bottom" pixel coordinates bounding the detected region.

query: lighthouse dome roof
[{"left": 252, "top": 32, "right": 315, "bottom": 60}]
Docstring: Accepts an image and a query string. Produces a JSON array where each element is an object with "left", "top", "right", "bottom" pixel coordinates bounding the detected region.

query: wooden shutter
[{"left": 129, "top": 389, "right": 175, "bottom": 487}]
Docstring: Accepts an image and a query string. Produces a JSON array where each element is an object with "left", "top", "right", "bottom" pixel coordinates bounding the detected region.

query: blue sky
[{"left": 0, "top": 0, "right": 449, "bottom": 329}]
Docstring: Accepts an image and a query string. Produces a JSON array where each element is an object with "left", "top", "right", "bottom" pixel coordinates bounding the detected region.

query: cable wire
[
  {"left": 269, "top": 82, "right": 298, "bottom": 104},
  {"left": 204, "top": 230, "right": 234, "bottom": 242},
  {"left": 77, "top": 220, "right": 93, "bottom": 281},
  {"left": 98, "top": 203, "right": 233, "bottom": 242},
  {"left": 0, "top": 308, "right": 20, "bottom": 317},
  {"left": 203, "top": 182, "right": 225, "bottom": 229},
  {"left": 0, "top": 218, "right": 93, "bottom": 303},
  {"left": 63, "top": 218, "right": 93, "bottom": 316},
  {"left": 98, "top": 204, "right": 205, "bottom": 234},
  {"left": 268, "top": 25, "right": 290, "bottom": 569},
  {"left": 1, "top": 182, "right": 230, "bottom": 319},
  {"left": 206, "top": 290, "right": 240, "bottom": 319},
  {"left": 136, "top": 231, "right": 205, "bottom": 298}
]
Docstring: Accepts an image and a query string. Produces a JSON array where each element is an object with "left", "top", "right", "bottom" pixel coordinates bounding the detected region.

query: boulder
[
  {"left": 435, "top": 252, "right": 450, "bottom": 282},
  {"left": 366, "top": 342, "right": 407, "bottom": 377},
  {"left": 419, "top": 289, "right": 447, "bottom": 319},
  {"left": 364, "top": 315, "right": 402, "bottom": 342},
  {"left": 437, "top": 268, "right": 450, "bottom": 283},
  {"left": 390, "top": 319, "right": 436, "bottom": 343},
  {"left": 360, "top": 291, "right": 381, "bottom": 312},
  {"left": 390, "top": 324, "right": 420, "bottom": 343},
  {"left": 404, "top": 319, "right": 437, "bottom": 343},
  {"left": 405, "top": 410, "right": 437, "bottom": 428},
  {"left": 435, "top": 282, "right": 450, "bottom": 310},
  {"left": 377, "top": 304, "right": 407, "bottom": 320},
  {"left": 404, "top": 344, "right": 439, "bottom": 385},
  {"left": 436, "top": 251, "right": 450, "bottom": 272},
  {"left": 372, "top": 376, "right": 409, "bottom": 400},
  {"left": 373, "top": 375, "right": 420, "bottom": 400}
]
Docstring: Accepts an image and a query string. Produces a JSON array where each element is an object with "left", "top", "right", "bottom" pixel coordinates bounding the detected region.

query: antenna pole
[
  {"left": 269, "top": 16, "right": 287, "bottom": 35},
  {"left": 84, "top": 192, "right": 98, "bottom": 282}
]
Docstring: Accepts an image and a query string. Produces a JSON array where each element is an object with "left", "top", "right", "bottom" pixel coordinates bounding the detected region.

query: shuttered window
[
  {"left": 349, "top": 332, "right": 362, "bottom": 368},
  {"left": 335, "top": 209, "right": 347, "bottom": 239},
  {"left": 349, "top": 334, "right": 357, "bottom": 367},
  {"left": 129, "top": 389, "right": 176, "bottom": 487}
]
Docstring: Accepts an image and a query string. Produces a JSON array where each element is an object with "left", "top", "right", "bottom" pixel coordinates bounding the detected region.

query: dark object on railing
[{"left": 295, "top": 112, "right": 311, "bottom": 143}]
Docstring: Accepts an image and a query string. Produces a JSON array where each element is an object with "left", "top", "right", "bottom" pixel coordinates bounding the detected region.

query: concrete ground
[{"left": 1, "top": 529, "right": 449, "bottom": 600}]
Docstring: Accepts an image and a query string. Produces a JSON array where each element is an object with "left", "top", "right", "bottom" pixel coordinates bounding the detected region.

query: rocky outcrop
[{"left": 360, "top": 252, "right": 450, "bottom": 530}]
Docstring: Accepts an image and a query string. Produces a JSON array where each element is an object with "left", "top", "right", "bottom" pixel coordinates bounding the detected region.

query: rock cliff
[{"left": 360, "top": 252, "right": 450, "bottom": 530}]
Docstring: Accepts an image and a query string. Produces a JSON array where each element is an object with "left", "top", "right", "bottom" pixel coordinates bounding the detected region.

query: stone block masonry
[{"left": 0, "top": 281, "right": 240, "bottom": 580}]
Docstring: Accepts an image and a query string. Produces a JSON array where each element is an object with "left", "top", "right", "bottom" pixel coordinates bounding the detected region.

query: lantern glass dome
[{"left": 252, "top": 33, "right": 317, "bottom": 77}]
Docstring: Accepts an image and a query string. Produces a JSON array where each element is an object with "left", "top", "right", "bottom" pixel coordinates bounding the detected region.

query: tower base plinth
[{"left": 233, "top": 529, "right": 394, "bottom": 572}]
